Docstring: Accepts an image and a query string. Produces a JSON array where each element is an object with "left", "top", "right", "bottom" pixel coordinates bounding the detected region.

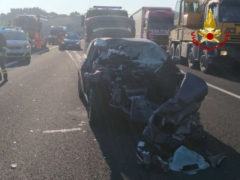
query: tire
[
  {"left": 87, "top": 88, "right": 102, "bottom": 122},
  {"left": 24, "top": 56, "right": 31, "bottom": 64},
  {"left": 187, "top": 51, "right": 198, "bottom": 69},
  {"left": 78, "top": 73, "right": 86, "bottom": 106},
  {"left": 175, "top": 44, "right": 185, "bottom": 64},
  {"left": 200, "top": 54, "right": 210, "bottom": 73},
  {"left": 169, "top": 43, "right": 175, "bottom": 61}
]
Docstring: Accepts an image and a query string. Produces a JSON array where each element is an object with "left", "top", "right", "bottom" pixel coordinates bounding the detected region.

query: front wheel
[
  {"left": 88, "top": 88, "right": 102, "bottom": 122},
  {"left": 200, "top": 54, "right": 210, "bottom": 73},
  {"left": 175, "top": 45, "right": 185, "bottom": 64},
  {"left": 169, "top": 43, "right": 175, "bottom": 61},
  {"left": 24, "top": 56, "right": 31, "bottom": 64},
  {"left": 188, "top": 51, "right": 198, "bottom": 69},
  {"left": 78, "top": 73, "right": 86, "bottom": 106}
]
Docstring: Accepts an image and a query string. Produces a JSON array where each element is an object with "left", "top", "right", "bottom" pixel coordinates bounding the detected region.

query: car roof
[
  {"left": 0, "top": 29, "right": 24, "bottom": 33},
  {"left": 93, "top": 38, "right": 158, "bottom": 47}
]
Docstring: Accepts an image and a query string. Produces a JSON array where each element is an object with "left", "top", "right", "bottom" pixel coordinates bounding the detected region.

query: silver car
[{"left": 0, "top": 28, "right": 31, "bottom": 62}]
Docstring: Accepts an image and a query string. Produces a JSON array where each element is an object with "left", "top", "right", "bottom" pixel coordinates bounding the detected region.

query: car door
[{"left": 81, "top": 40, "right": 100, "bottom": 95}]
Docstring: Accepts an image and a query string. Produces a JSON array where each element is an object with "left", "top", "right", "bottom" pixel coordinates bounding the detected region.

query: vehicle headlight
[{"left": 220, "top": 50, "right": 228, "bottom": 56}]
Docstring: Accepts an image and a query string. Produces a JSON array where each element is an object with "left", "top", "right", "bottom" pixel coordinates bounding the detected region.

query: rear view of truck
[
  {"left": 131, "top": 7, "right": 174, "bottom": 50},
  {"left": 81, "top": 6, "right": 134, "bottom": 53}
]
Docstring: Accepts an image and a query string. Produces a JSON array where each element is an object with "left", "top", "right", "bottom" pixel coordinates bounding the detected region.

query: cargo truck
[
  {"left": 169, "top": 0, "right": 240, "bottom": 73},
  {"left": 81, "top": 6, "right": 134, "bottom": 53},
  {"left": 131, "top": 7, "right": 174, "bottom": 50}
]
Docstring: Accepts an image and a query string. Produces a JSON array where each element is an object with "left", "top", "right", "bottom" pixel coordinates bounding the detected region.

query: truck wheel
[
  {"left": 200, "top": 54, "right": 210, "bottom": 73},
  {"left": 175, "top": 45, "right": 183, "bottom": 64},
  {"left": 188, "top": 51, "right": 198, "bottom": 69},
  {"left": 169, "top": 43, "right": 175, "bottom": 61}
]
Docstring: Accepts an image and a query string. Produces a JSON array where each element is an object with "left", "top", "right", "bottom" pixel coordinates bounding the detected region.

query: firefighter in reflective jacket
[{"left": 0, "top": 33, "right": 8, "bottom": 82}]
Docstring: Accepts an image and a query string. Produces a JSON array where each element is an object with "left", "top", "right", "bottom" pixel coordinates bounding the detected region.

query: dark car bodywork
[
  {"left": 79, "top": 38, "right": 207, "bottom": 122},
  {"left": 59, "top": 34, "right": 81, "bottom": 51},
  {"left": 78, "top": 38, "right": 208, "bottom": 170}
]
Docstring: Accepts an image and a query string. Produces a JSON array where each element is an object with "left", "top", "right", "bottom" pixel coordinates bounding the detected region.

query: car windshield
[
  {"left": 96, "top": 40, "right": 167, "bottom": 66},
  {"left": 1, "top": 31, "right": 27, "bottom": 40},
  {"left": 118, "top": 42, "right": 167, "bottom": 64},
  {"left": 220, "top": 3, "right": 240, "bottom": 22},
  {"left": 66, "top": 34, "right": 79, "bottom": 40}
]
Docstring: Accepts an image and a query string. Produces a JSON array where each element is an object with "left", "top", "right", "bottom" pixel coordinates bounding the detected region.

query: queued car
[
  {"left": 59, "top": 33, "right": 81, "bottom": 51},
  {"left": 78, "top": 38, "right": 209, "bottom": 171},
  {"left": 0, "top": 27, "right": 31, "bottom": 63}
]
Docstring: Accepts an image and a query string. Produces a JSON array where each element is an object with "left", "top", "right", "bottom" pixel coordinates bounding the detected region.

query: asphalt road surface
[{"left": 0, "top": 46, "right": 240, "bottom": 180}]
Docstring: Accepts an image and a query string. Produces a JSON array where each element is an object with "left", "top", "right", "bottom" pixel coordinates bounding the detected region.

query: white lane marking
[
  {"left": 72, "top": 51, "right": 84, "bottom": 65},
  {"left": 207, "top": 82, "right": 240, "bottom": 100},
  {"left": 73, "top": 51, "right": 81, "bottom": 59},
  {"left": 66, "top": 51, "right": 79, "bottom": 68},
  {"left": 43, "top": 128, "right": 82, "bottom": 134}
]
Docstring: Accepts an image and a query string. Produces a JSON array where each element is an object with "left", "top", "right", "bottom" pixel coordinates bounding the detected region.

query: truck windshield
[
  {"left": 220, "top": 4, "right": 240, "bottom": 22},
  {"left": 86, "top": 18, "right": 134, "bottom": 36},
  {"left": 86, "top": 9, "right": 128, "bottom": 18},
  {"left": 15, "top": 18, "right": 41, "bottom": 31},
  {"left": 148, "top": 18, "right": 174, "bottom": 30}
]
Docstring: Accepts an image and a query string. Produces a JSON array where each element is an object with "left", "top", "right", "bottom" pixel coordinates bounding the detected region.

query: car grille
[{"left": 151, "top": 35, "right": 169, "bottom": 46}]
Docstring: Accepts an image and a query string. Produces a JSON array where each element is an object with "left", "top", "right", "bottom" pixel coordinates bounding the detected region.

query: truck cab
[
  {"left": 204, "top": 0, "right": 240, "bottom": 62},
  {"left": 143, "top": 9, "right": 174, "bottom": 50},
  {"left": 169, "top": 0, "right": 240, "bottom": 73}
]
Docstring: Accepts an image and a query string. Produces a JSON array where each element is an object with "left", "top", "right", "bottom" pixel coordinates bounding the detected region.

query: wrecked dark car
[
  {"left": 78, "top": 38, "right": 213, "bottom": 173},
  {"left": 78, "top": 38, "right": 182, "bottom": 121}
]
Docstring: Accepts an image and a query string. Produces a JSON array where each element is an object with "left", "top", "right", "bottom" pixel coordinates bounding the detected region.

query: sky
[{"left": 1, "top": 0, "right": 177, "bottom": 15}]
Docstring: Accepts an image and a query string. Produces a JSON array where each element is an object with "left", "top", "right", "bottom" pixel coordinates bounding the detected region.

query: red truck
[
  {"left": 15, "top": 15, "right": 47, "bottom": 50},
  {"left": 131, "top": 7, "right": 174, "bottom": 50}
]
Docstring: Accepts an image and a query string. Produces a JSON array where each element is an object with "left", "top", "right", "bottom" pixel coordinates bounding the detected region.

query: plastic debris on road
[
  {"left": 206, "top": 153, "right": 226, "bottom": 168},
  {"left": 169, "top": 146, "right": 209, "bottom": 175},
  {"left": 10, "top": 163, "right": 17, "bottom": 169}
]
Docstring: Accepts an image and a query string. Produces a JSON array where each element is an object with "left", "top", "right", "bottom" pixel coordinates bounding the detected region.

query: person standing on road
[{"left": 0, "top": 33, "right": 8, "bottom": 82}]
